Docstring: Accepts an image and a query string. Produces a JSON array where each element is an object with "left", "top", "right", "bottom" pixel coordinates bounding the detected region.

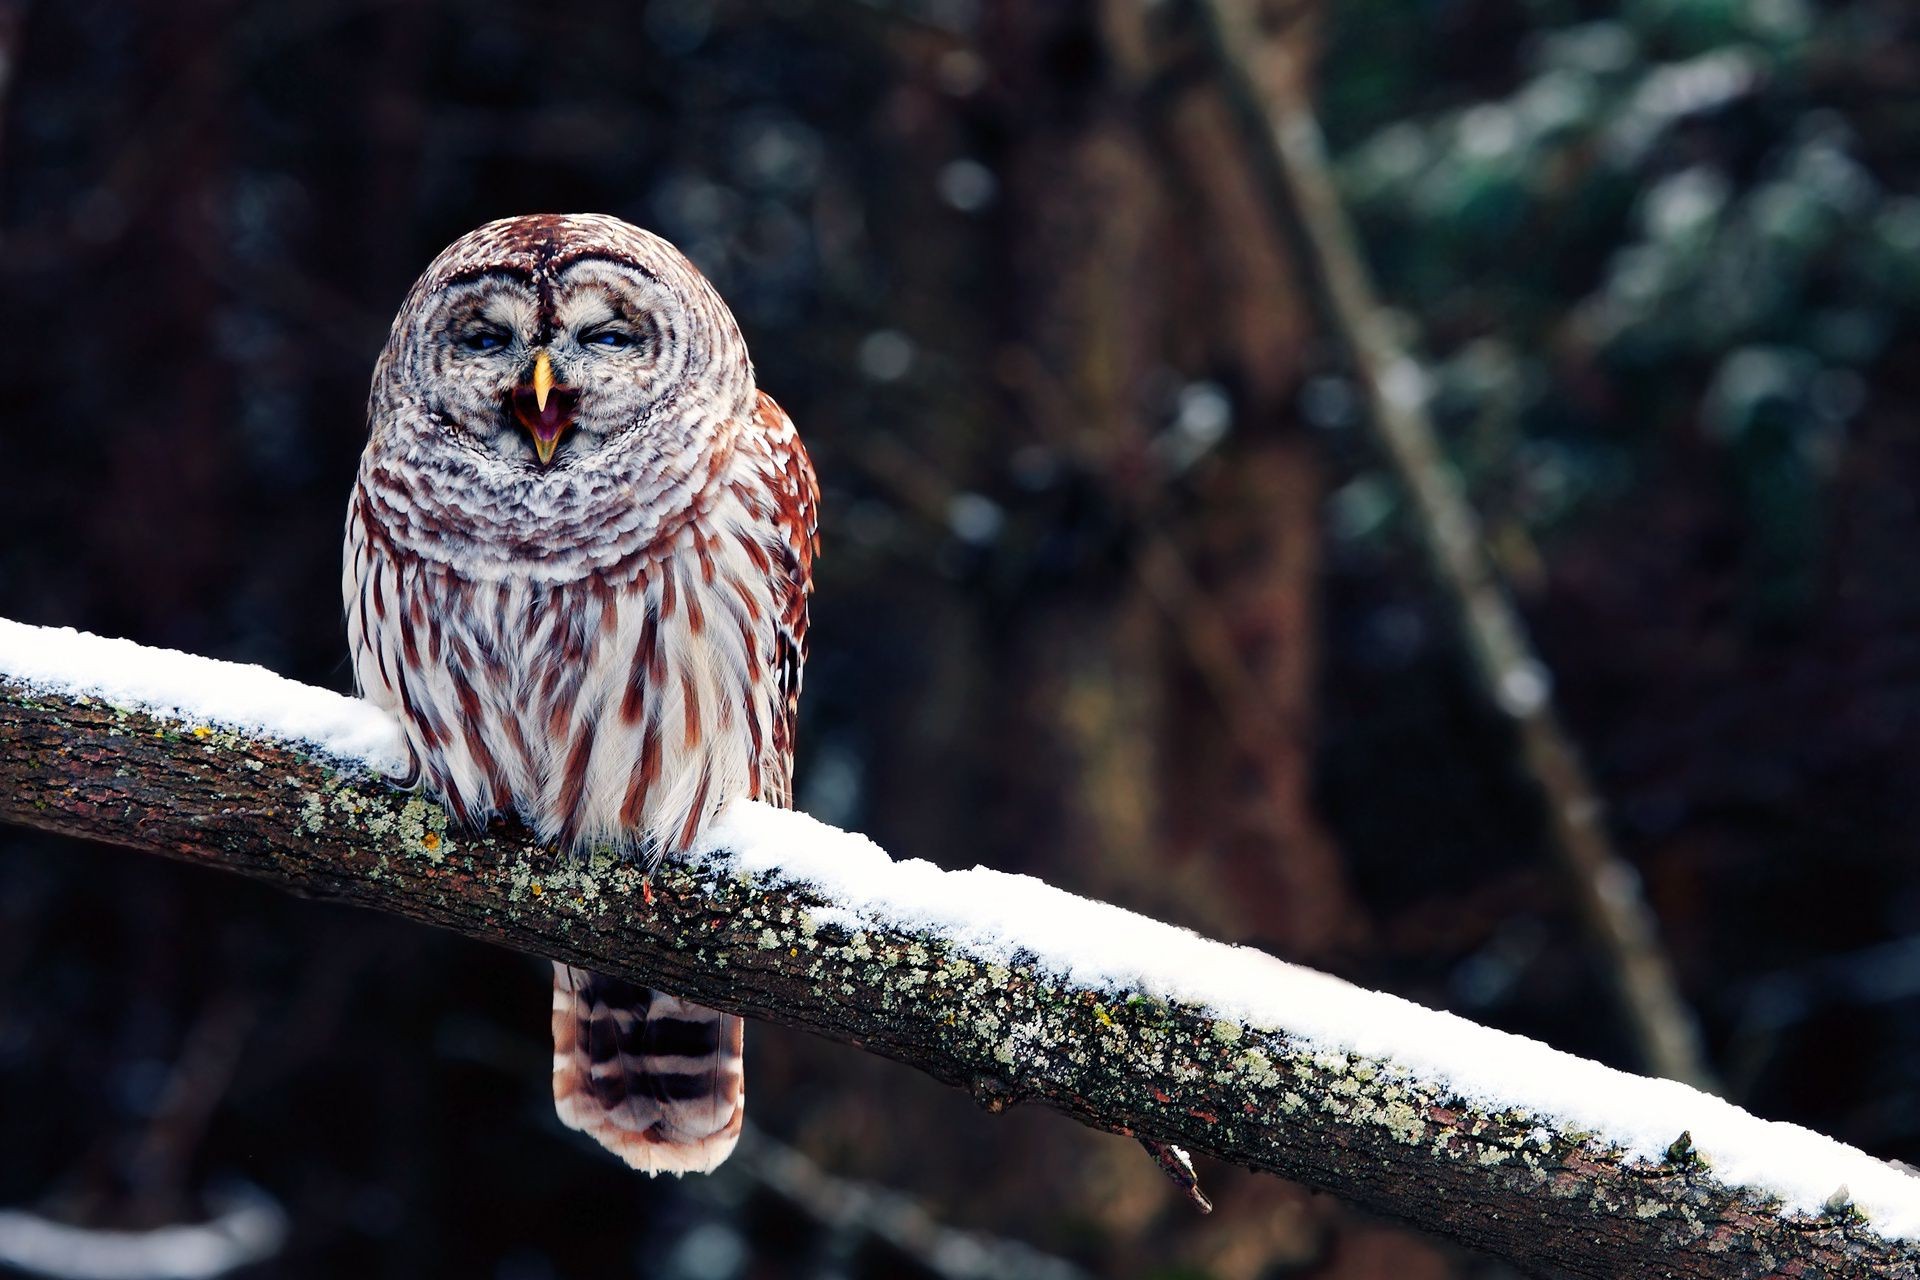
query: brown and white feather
[{"left": 344, "top": 215, "right": 816, "bottom": 1175}]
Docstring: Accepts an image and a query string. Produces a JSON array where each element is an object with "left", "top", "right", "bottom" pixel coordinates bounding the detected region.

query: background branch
[
  {"left": 1186, "top": 0, "right": 1718, "bottom": 1090},
  {"left": 707, "top": 1123, "right": 1094, "bottom": 1280},
  {"left": 1, "top": 649, "right": 1916, "bottom": 1278}
]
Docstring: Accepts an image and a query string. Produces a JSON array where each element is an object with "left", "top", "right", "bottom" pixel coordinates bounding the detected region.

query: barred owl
[{"left": 343, "top": 214, "right": 817, "bottom": 1174}]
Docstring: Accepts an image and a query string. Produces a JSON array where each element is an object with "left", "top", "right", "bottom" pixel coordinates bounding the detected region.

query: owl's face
[
  {"left": 363, "top": 215, "right": 755, "bottom": 573},
  {"left": 409, "top": 255, "right": 704, "bottom": 470}
]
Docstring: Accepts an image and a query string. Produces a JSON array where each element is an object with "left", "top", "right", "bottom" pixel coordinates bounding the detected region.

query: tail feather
[{"left": 551, "top": 963, "right": 745, "bottom": 1174}]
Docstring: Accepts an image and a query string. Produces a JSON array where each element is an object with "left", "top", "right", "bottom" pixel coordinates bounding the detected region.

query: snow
[
  {"left": 3, "top": 615, "right": 1914, "bottom": 1238},
  {"left": 0, "top": 1183, "right": 286, "bottom": 1280},
  {"left": 0, "top": 619, "right": 405, "bottom": 774},
  {"left": 699, "top": 800, "right": 1920, "bottom": 1240}
]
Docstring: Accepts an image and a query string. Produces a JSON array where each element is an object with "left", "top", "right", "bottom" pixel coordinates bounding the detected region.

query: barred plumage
[{"left": 344, "top": 214, "right": 817, "bottom": 1175}]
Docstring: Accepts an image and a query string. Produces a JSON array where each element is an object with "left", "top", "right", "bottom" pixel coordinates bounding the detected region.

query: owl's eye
[
  {"left": 582, "top": 328, "right": 635, "bottom": 350},
  {"left": 458, "top": 328, "right": 510, "bottom": 353}
]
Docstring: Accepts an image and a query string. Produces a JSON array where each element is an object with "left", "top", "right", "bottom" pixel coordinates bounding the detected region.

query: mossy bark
[{"left": 1, "top": 682, "right": 1914, "bottom": 1279}]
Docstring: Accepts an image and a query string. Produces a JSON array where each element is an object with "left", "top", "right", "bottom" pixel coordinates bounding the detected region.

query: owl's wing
[
  {"left": 342, "top": 489, "right": 429, "bottom": 790},
  {"left": 754, "top": 390, "right": 819, "bottom": 809},
  {"left": 344, "top": 492, "right": 390, "bottom": 709}
]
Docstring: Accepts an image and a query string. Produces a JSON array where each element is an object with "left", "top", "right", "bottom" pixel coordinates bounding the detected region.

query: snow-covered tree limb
[{"left": 1, "top": 619, "right": 1917, "bottom": 1279}]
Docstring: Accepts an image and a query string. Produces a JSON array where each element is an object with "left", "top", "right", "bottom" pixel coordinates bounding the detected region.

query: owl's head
[{"left": 364, "top": 215, "right": 754, "bottom": 567}]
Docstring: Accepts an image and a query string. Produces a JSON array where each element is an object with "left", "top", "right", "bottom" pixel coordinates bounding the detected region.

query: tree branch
[{"left": 1, "top": 636, "right": 1916, "bottom": 1278}]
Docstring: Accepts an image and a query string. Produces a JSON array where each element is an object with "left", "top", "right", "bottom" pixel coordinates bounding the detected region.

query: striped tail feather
[{"left": 550, "top": 963, "right": 745, "bottom": 1174}]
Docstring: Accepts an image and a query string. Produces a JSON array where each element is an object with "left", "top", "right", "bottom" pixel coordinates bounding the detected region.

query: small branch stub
[{"left": 1140, "top": 1140, "right": 1213, "bottom": 1215}]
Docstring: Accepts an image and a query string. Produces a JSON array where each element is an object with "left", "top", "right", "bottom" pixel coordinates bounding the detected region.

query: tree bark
[{"left": 1, "top": 679, "right": 1913, "bottom": 1279}]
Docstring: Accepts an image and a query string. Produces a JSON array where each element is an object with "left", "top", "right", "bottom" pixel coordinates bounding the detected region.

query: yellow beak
[
  {"left": 531, "top": 427, "right": 559, "bottom": 467},
  {"left": 510, "top": 350, "right": 577, "bottom": 468},
  {"left": 532, "top": 350, "right": 556, "bottom": 414}
]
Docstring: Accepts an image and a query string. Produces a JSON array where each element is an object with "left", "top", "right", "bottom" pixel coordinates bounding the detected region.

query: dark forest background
[{"left": 3, "top": 1, "right": 1919, "bottom": 1277}]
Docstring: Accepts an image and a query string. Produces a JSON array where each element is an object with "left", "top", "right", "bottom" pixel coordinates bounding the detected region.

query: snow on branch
[{"left": 1, "top": 617, "right": 1917, "bottom": 1278}]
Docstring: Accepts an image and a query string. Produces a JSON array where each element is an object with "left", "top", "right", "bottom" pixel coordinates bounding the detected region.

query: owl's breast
[
  {"left": 345, "top": 480, "right": 790, "bottom": 857},
  {"left": 357, "top": 417, "right": 740, "bottom": 587}
]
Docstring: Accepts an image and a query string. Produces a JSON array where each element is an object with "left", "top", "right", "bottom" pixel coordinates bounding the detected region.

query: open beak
[{"left": 509, "top": 351, "right": 579, "bottom": 466}]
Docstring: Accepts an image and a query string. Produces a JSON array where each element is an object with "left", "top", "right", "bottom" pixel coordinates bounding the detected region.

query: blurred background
[{"left": 3, "top": 0, "right": 1919, "bottom": 1276}]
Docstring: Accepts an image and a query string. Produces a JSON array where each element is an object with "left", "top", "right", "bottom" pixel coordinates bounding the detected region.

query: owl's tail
[{"left": 550, "top": 963, "right": 745, "bottom": 1174}]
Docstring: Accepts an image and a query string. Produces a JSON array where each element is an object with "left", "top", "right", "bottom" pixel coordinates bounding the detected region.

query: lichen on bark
[{"left": 3, "top": 681, "right": 1917, "bottom": 1279}]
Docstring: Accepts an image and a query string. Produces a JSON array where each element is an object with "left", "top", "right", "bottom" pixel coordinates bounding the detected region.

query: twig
[
  {"left": 1138, "top": 1139, "right": 1214, "bottom": 1214},
  {"left": 126, "top": 992, "right": 259, "bottom": 1206},
  {"left": 1185, "top": 0, "right": 1719, "bottom": 1090},
  {"left": 715, "top": 1124, "right": 1095, "bottom": 1280}
]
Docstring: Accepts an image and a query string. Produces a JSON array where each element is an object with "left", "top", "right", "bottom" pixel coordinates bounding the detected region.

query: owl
[{"left": 343, "top": 214, "right": 818, "bottom": 1174}]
